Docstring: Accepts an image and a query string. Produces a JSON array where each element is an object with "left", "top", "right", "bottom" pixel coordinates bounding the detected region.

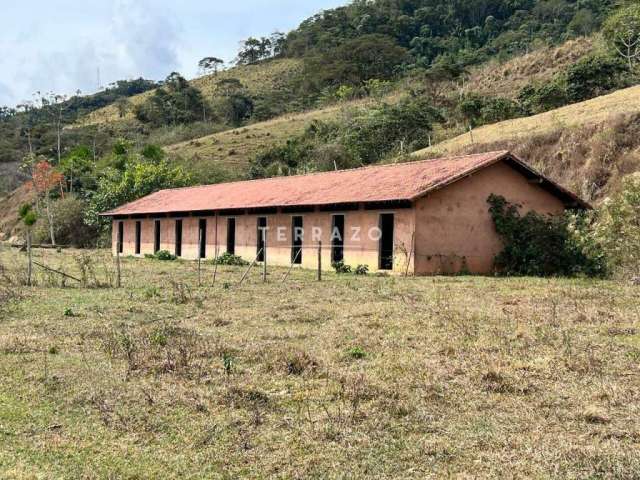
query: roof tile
[{"left": 101, "top": 151, "right": 584, "bottom": 215}]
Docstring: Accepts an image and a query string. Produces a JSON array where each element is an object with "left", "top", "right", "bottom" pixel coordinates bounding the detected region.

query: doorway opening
[{"left": 379, "top": 213, "right": 394, "bottom": 270}]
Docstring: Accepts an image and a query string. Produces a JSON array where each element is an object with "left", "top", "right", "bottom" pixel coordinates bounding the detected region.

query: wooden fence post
[
  {"left": 282, "top": 248, "right": 302, "bottom": 283},
  {"left": 317, "top": 241, "right": 322, "bottom": 281},
  {"left": 26, "top": 228, "right": 32, "bottom": 287},
  {"left": 116, "top": 240, "right": 121, "bottom": 288},
  {"left": 198, "top": 229, "right": 202, "bottom": 287},
  {"left": 262, "top": 231, "right": 267, "bottom": 283},
  {"left": 238, "top": 249, "right": 262, "bottom": 286},
  {"left": 212, "top": 245, "right": 219, "bottom": 285}
]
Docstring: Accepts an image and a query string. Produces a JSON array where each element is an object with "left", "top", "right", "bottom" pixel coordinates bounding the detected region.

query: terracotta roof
[{"left": 101, "top": 151, "right": 589, "bottom": 216}]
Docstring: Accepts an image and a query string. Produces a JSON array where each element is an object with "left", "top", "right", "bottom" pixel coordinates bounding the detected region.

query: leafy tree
[
  {"left": 85, "top": 158, "right": 193, "bottom": 231},
  {"left": 270, "top": 32, "right": 286, "bottom": 56},
  {"left": 458, "top": 94, "right": 485, "bottom": 128},
  {"left": 603, "top": 4, "right": 640, "bottom": 71},
  {"left": 339, "top": 96, "right": 443, "bottom": 163},
  {"left": 198, "top": 57, "right": 225, "bottom": 75},
  {"left": 249, "top": 95, "right": 443, "bottom": 177},
  {"left": 236, "top": 37, "right": 263, "bottom": 65},
  {"left": 213, "top": 78, "right": 254, "bottom": 125},
  {"left": 568, "top": 8, "right": 599, "bottom": 37},
  {"left": 565, "top": 54, "right": 628, "bottom": 102},
  {"left": 26, "top": 157, "right": 64, "bottom": 245},
  {"left": 18, "top": 203, "right": 37, "bottom": 286},
  {"left": 134, "top": 72, "right": 208, "bottom": 127},
  {"left": 141, "top": 144, "right": 165, "bottom": 163},
  {"left": 304, "top": 34, "right": 409, "bottom": 91},
  {"left": 60, "top": 145, "right": 93, "bottom": 193},
  {"left": 518, "top": 81, "right": 569, "bottom": 114}
]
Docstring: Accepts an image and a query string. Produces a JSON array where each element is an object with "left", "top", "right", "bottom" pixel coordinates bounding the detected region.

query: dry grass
[
  {"left": 415, "top": 109, "right": 640, "bottom": 204},
  {"left": 1, "top": 246, "right": 639, "bottom": 478},
  {"left": 165, "top": 102, "right": 349, "bottom": 174},
  {"left": 78, "top": 58, "right": 303, "bottom": 126},
  {"left": 464, "top": 37, "right": 595, "bottom": 98},
  {"left": 415, "top": 85, "right": 640, "bottom": 158}
]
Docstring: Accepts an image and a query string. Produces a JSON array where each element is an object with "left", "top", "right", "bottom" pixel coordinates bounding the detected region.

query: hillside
[
  {"left": 166, "top": 103, "right": 348, "bottom": 174},
  {"left": 162, "top": 37, "right": 599, "bottom": 170},
  {"left": 79, "top": 58, "right": 303, "bottom": 126},
  {"left": 414, "top": 85, "right": 640, "bottom": 201},
  {"left": 463, "top": 37, "right": 595, "bottom": 98}
]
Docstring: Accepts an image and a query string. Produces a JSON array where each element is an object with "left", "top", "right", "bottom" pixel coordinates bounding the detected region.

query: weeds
[{"left": 345, "top": 346, "right": 367, "bottom": 360}]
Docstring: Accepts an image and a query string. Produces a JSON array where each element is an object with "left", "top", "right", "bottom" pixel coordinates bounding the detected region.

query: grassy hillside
[
  {"left": 165, "top": 98, "right": 384, "bottom": 176},
  {"left": 464, "top": 37, "right": 595, "bottom": 98},
  {"left": 162, "top": 37, "right": 600, "bottom": 174},
  {"left": 1, "top": 247, "right": 639, "bottom": 477},
  {"left": 414, "top": 85, "right": 640, "bottom": 202},
  {"left": 79, "top": 58, "right": 303, "bottom": 126},
  {"left": 417, "top": 84, "right": 640, "bottom": 155}
]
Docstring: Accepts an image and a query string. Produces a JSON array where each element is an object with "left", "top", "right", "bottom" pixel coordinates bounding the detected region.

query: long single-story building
[{"left": 101, "top": 150, "right": 589, "bottom": 275}]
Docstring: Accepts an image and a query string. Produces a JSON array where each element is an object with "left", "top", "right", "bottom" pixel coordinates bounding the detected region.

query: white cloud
[{"left": 1, "top": 0, "right": 183, "bottom": 106}]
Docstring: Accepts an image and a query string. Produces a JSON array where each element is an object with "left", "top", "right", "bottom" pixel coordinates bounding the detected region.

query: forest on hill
[{"left": 1, "top": 0, "right": 640, "bottom": 274}]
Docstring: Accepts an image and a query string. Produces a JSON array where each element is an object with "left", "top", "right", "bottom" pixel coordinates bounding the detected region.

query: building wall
[
  {"left": 111, "top": 160, "right": 567, "bottom": 275},
  {"left": 112, "top": 207, "right": 416, "bottom": 274},
  {"left": 413, "top": 161, "right": 566, "bottom": 274}
]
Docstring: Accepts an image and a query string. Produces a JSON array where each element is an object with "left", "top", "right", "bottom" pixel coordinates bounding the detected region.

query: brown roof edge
[{"left": 410, "top": 151, "right": 592, "bottom": 210}]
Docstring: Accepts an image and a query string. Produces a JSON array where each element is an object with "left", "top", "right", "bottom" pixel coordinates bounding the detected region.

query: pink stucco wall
[{"left": 413, "top": 161, "right": 565, "bottom": 274}]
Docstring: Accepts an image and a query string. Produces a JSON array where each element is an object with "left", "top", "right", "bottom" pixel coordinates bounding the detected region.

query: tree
[
  {"left": 236, "top": 37, "right": 263, "bottom": 65},
  {"left": 85, "top": 159, "right": 193, "bottom": 232},
  {"left": 304, "top": 34, "right": 409, "bottom": 90},
  {"left": 565, "top": 54, "right": 627, "bottom": 102},
  {"left": 40, "top": 92, "right": 67, "bottom": 165},
  {"left": 213, "top": 78, "right": 254, "bottom": 125},
  {"left": 603, "top": 4, "right": 640, "bottom": 71},
  {"left": 60, "top": 146, "right": 93, "bottom": 193},
  {"left": 198, "top": 57, "right": 224, "bottom": 75},
  {"left": 134, "top": 72, "right": 208, "bottom": 127},
  {"left": 593, "top": 172, "right": 640, "bottom": 277},
  {"left": 27, "top": 157, "right": 64, "bottom": 245},
  {"left": 270, "top": 32, "right": 286, "bottom": 56},
  {"left": 18, "top": 203, "right": 37, "bottom": 286}
]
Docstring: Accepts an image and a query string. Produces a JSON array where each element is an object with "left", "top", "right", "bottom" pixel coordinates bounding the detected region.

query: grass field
[{"left": 1, "top": 246, "right": 639, "bottom": 478}]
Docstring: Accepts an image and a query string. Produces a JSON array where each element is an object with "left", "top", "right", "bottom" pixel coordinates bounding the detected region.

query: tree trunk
[
  {"left": 45, "top": 196, "right": 56, "bottom": 246},
  {"left": 27, "top": 228, "right": 32, "bottom": 286},
  {"left": 56, "top": 108, "right": 62, "bottom": 165}
]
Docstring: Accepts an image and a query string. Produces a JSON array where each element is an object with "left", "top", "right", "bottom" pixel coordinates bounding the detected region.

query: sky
[{"left": 0, "top": 0, "right": 347, "bottom": 107}]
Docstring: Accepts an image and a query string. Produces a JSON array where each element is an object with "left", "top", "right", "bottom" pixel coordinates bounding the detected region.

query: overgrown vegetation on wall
[{"left": 487, "top": 194, "right": 607, "bottom": 277}]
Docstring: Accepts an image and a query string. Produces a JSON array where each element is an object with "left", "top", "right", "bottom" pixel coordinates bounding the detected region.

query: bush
[
  {"left": 592, "top": 173, "right": 640, "bottom": 277},
  {"left": 487, "top": 194, "right": 607, "bottom": 277},
  {"left": 565, "top": 54, "right": 628, "bottom": 103},
  {"left": 459, "top": 94, "right": 523, "bottom": 127},
  {"left": 518, "top": 80, "right": 568, "bottom": 114},
  {"left": 346, "top": 346, "right": 367, "bottom": 360},
  {"left": 332, "top": 260, "right": 352, "bottom": 274},
  {"left": 152, "top": 250, "right": 177, "bottom": 261},
  {"left": 33, "top": 195, "right": 98, "bottom": 247},
  {"left": 354, "top": 264, "right": 369, "bottom": 275},
  {"left": 212, "top": 252, "right": 249, "bottom": 266}
]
